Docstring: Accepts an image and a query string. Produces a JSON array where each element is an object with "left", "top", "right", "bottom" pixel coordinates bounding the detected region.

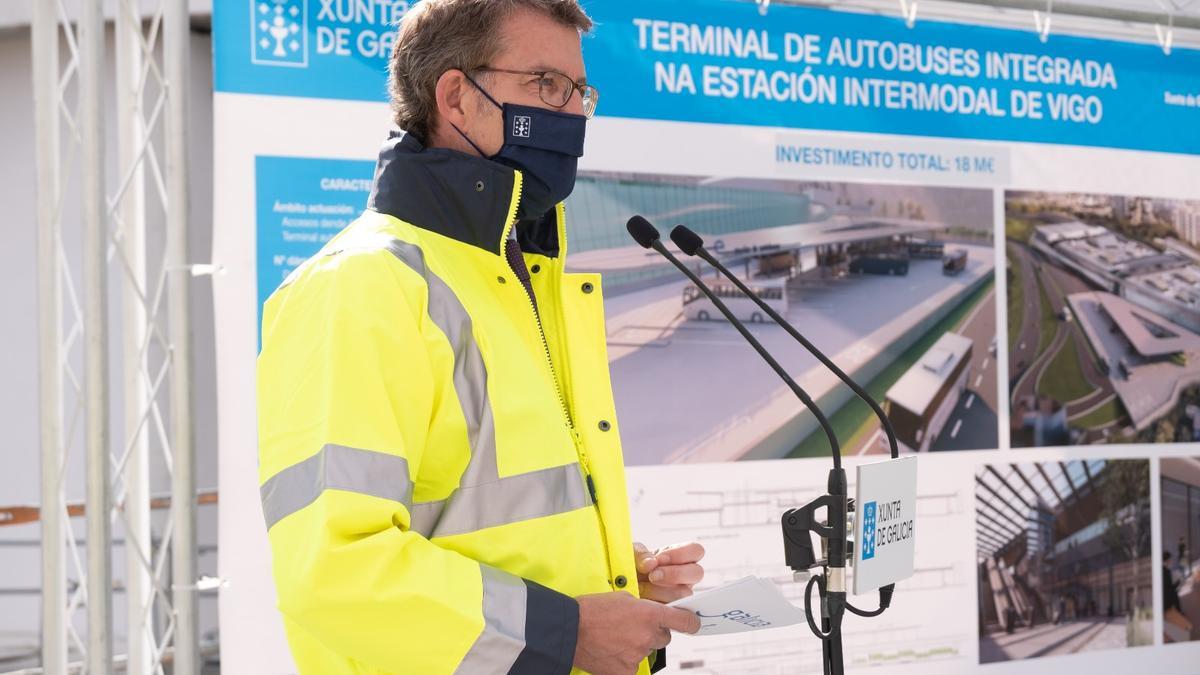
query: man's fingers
[
  {"left": 639, "top": 581, "right": 693, "bottom": 604},
  {"left": 648, "top": 562, "right": 704, "bottom": 586},
  {"left": 649, "top": 627, "right": 673, "bottom": 650},
  {"left": 654, "top": 542, "right": 705, "bottom": 566},
  {"left": 633, "top": 542, "right": 659, "bottom": 579},
  {"left": 658, "top": 605, "right": 702, "bottom": 634}
]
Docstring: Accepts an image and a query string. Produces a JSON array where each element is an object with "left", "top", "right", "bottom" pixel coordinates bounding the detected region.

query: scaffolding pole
[
  {"left": 32, "top": 0, "right": 66, "bottom": 670},
  {"left": 165, "top": 0, "right": 199, "bottom": 671},
  {"left": 79, "top": 0, "right": 114, "bottom": 671},
  {"left": 115, "top": 0, "right": 154, "bottom": 672}
]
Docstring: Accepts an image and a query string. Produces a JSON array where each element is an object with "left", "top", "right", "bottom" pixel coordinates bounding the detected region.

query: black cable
[
  {"left": 844, "top": 601, "right": 885, "bottom": 617},
  {"left": 844, "top": 583, "right": 896, "bottom": 617},
  {"left": 804, "top": 573, "right": 834, "bottom": 641}
]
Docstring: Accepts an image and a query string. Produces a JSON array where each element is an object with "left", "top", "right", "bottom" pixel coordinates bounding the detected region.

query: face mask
[{"left": 453, "top": 74, "right": 586, "bottom": 221}]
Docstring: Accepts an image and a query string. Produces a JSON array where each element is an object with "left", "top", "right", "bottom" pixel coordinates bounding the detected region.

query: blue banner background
[
  {"left": 254, "top": 155, "right": 375, "bottom": 341},
  {"left": 215, "top": 0, "right": 1200, "bottom": 154}
]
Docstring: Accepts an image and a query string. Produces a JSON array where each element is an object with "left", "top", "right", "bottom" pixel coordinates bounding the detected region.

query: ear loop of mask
[{"left": 449, "top": 71, "right": 502, "bottom": 158}]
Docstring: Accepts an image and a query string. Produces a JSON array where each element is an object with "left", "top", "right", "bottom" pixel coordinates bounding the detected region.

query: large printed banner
[
  {"left": 218, "top": 0, "right": 1200, "bottom": 152},
  {"left": 213, "top": 1, "right": 1200, "bottom": 673}
]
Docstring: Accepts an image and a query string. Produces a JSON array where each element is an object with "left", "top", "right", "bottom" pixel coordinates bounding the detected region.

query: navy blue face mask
[{"left": 453, "top": 74, "right": 586, "bottom": 221}]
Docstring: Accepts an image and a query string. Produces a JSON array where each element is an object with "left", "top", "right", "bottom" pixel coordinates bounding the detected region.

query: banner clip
[
  {"left": 1155, "top": 11, "right": 1175, "bottom": 56},
  {"left": 1033, "top": 0, "right": 1054, "bottom": 42},
  {"left": 898, "top": 0, "right": 918, "bottom": 28}
]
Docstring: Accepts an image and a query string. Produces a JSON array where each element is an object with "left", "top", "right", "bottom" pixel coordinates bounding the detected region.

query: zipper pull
[{"left": 586, "top": 474, "right": 599, "bottom": 506}]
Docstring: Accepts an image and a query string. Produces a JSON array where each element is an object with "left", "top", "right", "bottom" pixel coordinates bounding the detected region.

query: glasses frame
[{"left": 471, "top": 66, "right": 599, "bottom": 119}]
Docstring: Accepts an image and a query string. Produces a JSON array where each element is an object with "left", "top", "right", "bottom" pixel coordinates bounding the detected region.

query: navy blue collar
[{"left": 367, "top": 130, "right": 560, "bottom": 258}]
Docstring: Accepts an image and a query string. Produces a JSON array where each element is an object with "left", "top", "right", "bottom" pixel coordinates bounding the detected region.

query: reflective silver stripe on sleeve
[
  {"left": 260, "top": 444, "right": 414, "bottom": 531},
  {"left": 454, "top": 566, "right": 528, "bottom": 675},
  {"left": 409, "top": 462, "right": 592, "bottom": 539}
]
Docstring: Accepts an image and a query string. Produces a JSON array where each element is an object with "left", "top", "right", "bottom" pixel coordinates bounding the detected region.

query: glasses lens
[
  {"left": 539, "top": 71, "right": 574, "bottom": 108},
  {"left": 581, "top": 85, "right": 599, "bottom": 119}
]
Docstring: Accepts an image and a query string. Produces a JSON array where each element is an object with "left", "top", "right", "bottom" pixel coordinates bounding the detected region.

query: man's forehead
[{"left": 494, "top": 9, "right": 585, "bottom": 78}]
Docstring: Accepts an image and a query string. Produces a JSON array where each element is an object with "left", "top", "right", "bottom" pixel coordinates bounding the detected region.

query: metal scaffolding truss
[{"left": 32, "top": 0, "right": 197, "bottom": 673}]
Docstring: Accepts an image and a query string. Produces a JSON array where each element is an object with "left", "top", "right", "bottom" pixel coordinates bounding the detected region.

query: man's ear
[{"left": 434, "top": 69, "right": 470, "bottom": 133}]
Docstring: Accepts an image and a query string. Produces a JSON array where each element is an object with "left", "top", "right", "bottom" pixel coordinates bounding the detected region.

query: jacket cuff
[{"left": 510, "top": 579, "right": 579, "bottom": 674}]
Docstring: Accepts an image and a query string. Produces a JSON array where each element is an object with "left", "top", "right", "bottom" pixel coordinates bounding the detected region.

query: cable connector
[
  {"left": 879, "top": 583, "right": 896, "bottom": 610},
  {"left": 845, "top": 582, "right": 896, "bottom": 618}
]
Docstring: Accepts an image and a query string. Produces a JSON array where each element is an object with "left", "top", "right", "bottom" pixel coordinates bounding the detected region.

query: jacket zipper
[{"left": 504, "top": 173, "right": 616, "bottom": 586}]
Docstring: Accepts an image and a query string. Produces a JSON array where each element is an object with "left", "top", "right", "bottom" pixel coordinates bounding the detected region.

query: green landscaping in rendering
[{"left": 1037, "top": 332, "right": 1095, "bottom": 404}]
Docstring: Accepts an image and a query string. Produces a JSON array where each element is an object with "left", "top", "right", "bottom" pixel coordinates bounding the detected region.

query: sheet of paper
[{"left": 667, "top": 575, "right": 807, "bottom": 636}]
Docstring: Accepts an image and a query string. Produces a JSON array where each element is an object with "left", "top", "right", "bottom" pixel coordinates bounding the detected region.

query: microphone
[
  {"left": 638, "top": 216, "right": 901, "bottom": 675},
  {"left": 625, "top": 215, "right": 841, "bottom": 466},
  {"left": 669, "top": 225, "right": 900, "bottom": 461},
  {"left": 668, "top": 226, "right": 901, "bottom": 642},
  {"left": 630, "top": 214, "right": 848, "bottom": 636}
]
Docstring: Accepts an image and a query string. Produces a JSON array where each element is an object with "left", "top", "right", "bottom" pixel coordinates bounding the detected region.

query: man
[
  {"left": 1165, "top": 551, "right": 1183, "bottom": 615},
  {"left": 256, "top": 1, "right": 704, "bottom": 673}
]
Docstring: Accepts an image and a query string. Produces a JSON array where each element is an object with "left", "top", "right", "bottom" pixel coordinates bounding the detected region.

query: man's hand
[
  {"left": 634, "top": 542, "right": 705, "bottom": 604},
  {"left": 574, "top": 592, "right": 700, "bottom": 675}
]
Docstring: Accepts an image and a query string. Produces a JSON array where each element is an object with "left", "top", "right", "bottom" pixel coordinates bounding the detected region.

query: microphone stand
[{"left": 662, "top": 223, "right": 901, "bottom": 675}]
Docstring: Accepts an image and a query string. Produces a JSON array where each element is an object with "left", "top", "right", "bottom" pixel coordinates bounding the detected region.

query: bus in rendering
[
  {"left": 909, "top": 239, "right": 946, "bottom": 259},
  {"left": 682, "top": 278, "right": 788, "bottom": 323},
  {"left": 943, "top": 249, "right": 968, "bottom": 275},
  {"left": 847, "top": 237, "right": 910, "bottom": 276},
  {"left": 849, "top": 255, "right": 910, "bottom": 276}
]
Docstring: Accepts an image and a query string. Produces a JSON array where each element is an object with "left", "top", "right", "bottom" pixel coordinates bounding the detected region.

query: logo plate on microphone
[{"left": 853, "top": 456, "right": 917, "bottom": 594}]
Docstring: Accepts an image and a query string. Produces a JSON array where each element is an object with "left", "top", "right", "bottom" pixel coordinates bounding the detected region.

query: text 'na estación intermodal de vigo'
[{"left": 634, "top": 19, "right": 1119, "bottom": 124}]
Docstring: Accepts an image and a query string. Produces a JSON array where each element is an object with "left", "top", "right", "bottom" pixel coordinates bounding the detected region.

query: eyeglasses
[{"left": 472, "top": 67, "right": 599, "bottom": 119}]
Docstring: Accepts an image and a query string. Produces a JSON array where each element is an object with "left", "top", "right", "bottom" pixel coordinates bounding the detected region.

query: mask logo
[
  {"left": 861, "top": 501, "right": 877, "bottom": 561},
  {"left": 513, "top": 115, "right": 532, "bottom": 139}
]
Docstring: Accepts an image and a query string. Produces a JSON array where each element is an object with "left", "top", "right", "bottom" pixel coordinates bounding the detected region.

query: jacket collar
[{"left": 367, "top": 130, "right": 563, "bottom": 259}]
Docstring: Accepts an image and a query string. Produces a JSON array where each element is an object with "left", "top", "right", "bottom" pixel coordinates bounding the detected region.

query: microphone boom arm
[
  {"left": 625, "top": 216, "right": 897, "bottom": 675},
  {"left": 661, "top": 222, "right": 906, "bottom": 675}
]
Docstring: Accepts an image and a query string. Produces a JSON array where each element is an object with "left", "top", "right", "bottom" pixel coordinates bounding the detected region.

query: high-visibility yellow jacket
[{"left": 257, "top": 132, "right": 649, "bottom": 674}]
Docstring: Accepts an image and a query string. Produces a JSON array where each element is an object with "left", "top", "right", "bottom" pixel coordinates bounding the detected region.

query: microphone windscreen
[
  {"left": 626, "top": 215, "right": 661, "bottom": 249},
  {"left": 670, "top": 225, "right": 705, "bottom": 256}
]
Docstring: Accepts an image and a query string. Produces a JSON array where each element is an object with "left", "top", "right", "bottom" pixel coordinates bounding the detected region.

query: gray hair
[{"left": 388, "top": 0, "right": 593, "bottom": 141}]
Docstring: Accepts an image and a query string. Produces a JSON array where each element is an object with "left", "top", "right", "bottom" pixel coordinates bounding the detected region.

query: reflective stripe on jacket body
[{"left": 257, "top": 131, "right": 646, "bottom": 674}]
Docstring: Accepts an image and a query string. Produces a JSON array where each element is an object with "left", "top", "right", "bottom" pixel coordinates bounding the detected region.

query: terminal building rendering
[
  {"left": 1161, "top": 456, "right": 1200, "bottom": 644},
  {"left": 976, "top": 460, "right": 1153, "bottom": 663},
  {"left": 1007, "top": 192, "right": 1200, "bottom": 446},
  {"left": 1031, "top": 221, "right": 1200, "bottom": 334},
  {"left": 564, "top": 174, "right": 1000, "bottom": 462},
  {"left": 885, "top": 332, "right": 974, "bottom": 453}
]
